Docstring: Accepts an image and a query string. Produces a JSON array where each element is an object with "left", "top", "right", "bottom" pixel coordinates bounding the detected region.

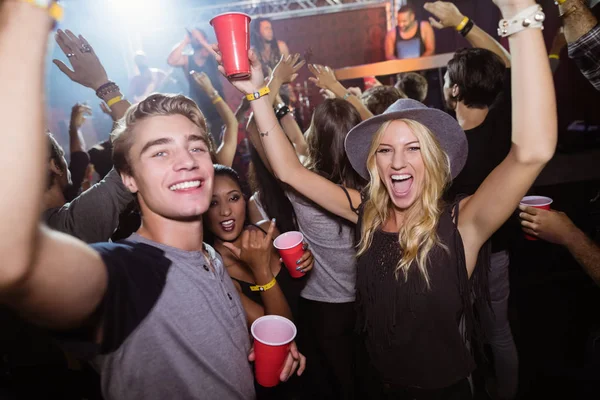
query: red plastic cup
[
  {"left": 273, "top": 231, "right": 305, "bottom": 278},
  {"left": 520, "top": 196, "right": 553, "bottom": 241},
  {"left": 210, "top": 12, "right": 251, "bottom": 79},
  {"left": 251, "top": 315, "right": 297, "bottom": 387},
  {"left": 364, "top": 76, "right": 378, "bottom": 89}
]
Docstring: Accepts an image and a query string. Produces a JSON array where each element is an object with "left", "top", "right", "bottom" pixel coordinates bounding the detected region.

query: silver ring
[
  {"left": 80, "top": 44, "right": 92, "bottom": 53},
  {"left": 66, "top": 53, "right": 75, "bottom": 58}
]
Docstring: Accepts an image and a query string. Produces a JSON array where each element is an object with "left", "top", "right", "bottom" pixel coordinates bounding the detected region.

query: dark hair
[
  {"left": 305, "top": 99, "right": 367, "bottom": 190},
  {"left": 214, "top": 164, "right": 240, "bottom": 184},
  {"left": 248, "top": 145, "right": 297, "bottom": 233},
  {"left": 360, "top": 86, "right": 407, "bottom": 116},
  {"left": 46, "top": 131, "right": 66, "bottom": 188},
  {"left": 395, "top": 72, "right": 428, "bottom": 103},
  {"left": 447, "top": 48, "right": 506, "bottom": 109},
  {"left": 398, "top": 5, "right": 415, "bottom": 14},
  {"left": 251, "top": 17, "right": 281, "bottom": 74}
]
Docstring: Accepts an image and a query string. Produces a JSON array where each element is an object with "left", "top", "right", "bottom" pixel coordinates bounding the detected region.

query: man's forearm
[
  {"left": 560, "top": 0, "right": 597, "bottom": 43},
  {"left": 564, "top": 228, "right": 600, "bottom": 286},
  {"left": 465, "top": 24, "right": 511, "bottom": 67}
]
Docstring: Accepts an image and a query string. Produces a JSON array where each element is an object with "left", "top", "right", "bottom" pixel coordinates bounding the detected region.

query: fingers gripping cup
[
  {"left": 520, "top": 196, "right": 553, "bottom": 241},
  {"left": 210, "top": 12, "right": 251, "bottom": 79},
  {"left": 273, "top": 231, "right": 305, "bottom": 278},
  {"left": 251, "top": 316, "right": 297, "bottom": 387}
]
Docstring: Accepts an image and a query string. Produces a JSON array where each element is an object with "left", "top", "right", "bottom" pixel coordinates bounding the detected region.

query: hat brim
[{"left": 344, "top": 103, "right": 468, "bottom": 181}]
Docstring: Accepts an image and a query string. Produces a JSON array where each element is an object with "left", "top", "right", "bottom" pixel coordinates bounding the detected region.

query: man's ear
[
  {"left": 121, "top": 173, "right": 139, "bottom": 194},
  {"left": 49, "top": 159, "right": 63, "bottom": 176},
  {"left": 451, "top": 84, "right": 460, "bottom": 99}
]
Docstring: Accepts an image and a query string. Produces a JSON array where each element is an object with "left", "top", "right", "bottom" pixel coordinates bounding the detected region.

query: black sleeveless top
[
  {"left": 355, "top": 199, "right": 490, "bottom": 390},
  {"left": 394, "top": 22, "right": 425, "bottom": 59}
]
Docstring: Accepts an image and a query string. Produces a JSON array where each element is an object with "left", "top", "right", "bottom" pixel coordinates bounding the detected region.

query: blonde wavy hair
[{"left": 356, "top": 119, "right": 451, "bottom": 287}]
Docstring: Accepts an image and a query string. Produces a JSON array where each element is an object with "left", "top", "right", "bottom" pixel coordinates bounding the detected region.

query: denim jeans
[{"left": 480, "top": 250, "right": 519, "bottom": 399}]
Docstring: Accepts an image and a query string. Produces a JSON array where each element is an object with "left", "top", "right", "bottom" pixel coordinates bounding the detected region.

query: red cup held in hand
[
  {"left": 273, "top": 231, "right": 305, "bottom": 278},
  {"left": 251, "top": 315, "right": 297, "bottom": 387},
  {"left": 520, "top": 195, "right": 553, "bottom": 241},
  {"left": 210, "top": 12, "right": 251, "bottom": 79}
]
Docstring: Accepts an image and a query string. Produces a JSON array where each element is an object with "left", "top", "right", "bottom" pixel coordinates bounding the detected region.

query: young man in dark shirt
[{"left": 426, "top": 2, "right": 517, "bottom": 398}]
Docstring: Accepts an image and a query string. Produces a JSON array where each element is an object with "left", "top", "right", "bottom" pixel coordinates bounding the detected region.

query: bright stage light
[{"left": 107, "top": 0, "right": 164, "bottom": 28}]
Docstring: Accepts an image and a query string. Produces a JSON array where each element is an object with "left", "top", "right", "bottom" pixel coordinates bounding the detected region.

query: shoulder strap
[{"left": 339, "top": 185, "right": 361, "bottom": 215}]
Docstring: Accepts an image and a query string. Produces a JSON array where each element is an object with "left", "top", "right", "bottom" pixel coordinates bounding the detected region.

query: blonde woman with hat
[{"left": 216, "top": 0, "right": 556, "bottom": 396}]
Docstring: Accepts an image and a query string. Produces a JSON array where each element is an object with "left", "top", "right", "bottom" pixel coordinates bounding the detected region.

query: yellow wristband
[
  {"left": 246, "top": 87, "right": 271, "bottom": 101},
  {"left": 249, "top": 277, "right": 277, "bottom": 292},
  {"left": 549, "top": 54, "right": 560, "bottom": 60},
  {"left": 456, "top": 16, "right": 469, "bottom": 31},
  {"left": 18, "top": 0, "right": 64, "bottom": 22},
  {"left": 555, "top": 0, "right": 567, "bottom": 4},
  {"left": 212, "top": 96, "right": 223, "bottom": 105},
  {"left": 106, "top": 95, "right": 123, "bottom": 108}
]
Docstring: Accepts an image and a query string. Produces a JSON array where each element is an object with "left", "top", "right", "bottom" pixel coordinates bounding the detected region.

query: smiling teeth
[
  {"left": 221, "top": 220, "right": 234, "bottom": 227},
  {"left": 169, "top": 180, "right": 201, "bottom": 191},
  {"left": 391, "top": 174, "right": 412, "bottom": 181}
]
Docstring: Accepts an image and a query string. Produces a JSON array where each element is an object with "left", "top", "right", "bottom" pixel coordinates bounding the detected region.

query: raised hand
[
  {"left": 70, "top": 103, "right": 92, "bottom": 129},
  {"left": 222, "top": 219, "right": 276, "bottom": 278},
  {"left": 190, "top": 71, "right": 215, "bottom": 94},
  {"left": 213, "top": 44, "right": 265, "bottom": 95},
  {"left": 424, "top": 1, "right": 465, "bottom": 29},
  {"left": 53, "top": 30, "right": 109, "bottom": 91},
  {"left": 308, "top": 64, "right": 339, "bottom": 91},
  {"left": 272, "top": 53, "right": 306, "bottom": 84}
]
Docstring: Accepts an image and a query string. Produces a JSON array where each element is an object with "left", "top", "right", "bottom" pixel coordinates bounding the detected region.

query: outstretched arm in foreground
[{"left": 0, "top": 1, "right": 108, "bottom": 332}]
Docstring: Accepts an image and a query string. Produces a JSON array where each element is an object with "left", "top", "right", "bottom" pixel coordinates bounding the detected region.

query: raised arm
[
  {"left": 458, "top": 0, "right": 557, "bottom": 274},
  {"left": 190, "top": 71, "right": 238, "bottom": 167},
  {"left": 167, "top": 35, "right": 190, "bottom": 67},
  {"left": 216, "top": 50, "right": 361, "bottom": 223},
  {"left": 64, "top": 103, "right": 92, "bottom": 200},
  {"left": 308, "top": 63, "right": 374, "bottom": 121},
  {"left": 0, "top": 2, "right": 107, "bottom": 330},
  {"left": 425, "top": 1, "right": 511, "bottom": 66},
  {"left": 559, "top": 0, "right": 600, "bottom": 90},
  {"left": 53, "top": 30, "right": 131, "bottom": 121}
]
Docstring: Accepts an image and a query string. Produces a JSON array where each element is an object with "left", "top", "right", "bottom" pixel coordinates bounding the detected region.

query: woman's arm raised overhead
[{"left": 215, "top": 49, "right": 361, "bottom": 223}]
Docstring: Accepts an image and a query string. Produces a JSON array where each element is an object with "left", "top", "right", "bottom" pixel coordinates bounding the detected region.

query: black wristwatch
[{"left": 275, "top": 104, "right": 291, "bottom": 121}]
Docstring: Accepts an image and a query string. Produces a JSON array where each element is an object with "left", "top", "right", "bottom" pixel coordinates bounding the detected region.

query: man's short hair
[
  {"left": 111, "top": 93, "right": 213, "bottom": 176},
  {"left": 360, "top": 86, "right": 407, "bottom": 115},
  {"left": 398, "top": 5, "right": 415, "bottom": 14},
  {"left": 447, "top": 48, "right": 506, "bottom": 109},
  {"left": 395, "top": 72, "right": 428, "bottom": 103}
]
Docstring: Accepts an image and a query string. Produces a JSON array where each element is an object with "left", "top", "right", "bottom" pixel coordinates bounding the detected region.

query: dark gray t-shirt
[
  {"left": 90, "top": 234, "right": 255, "bottom": 400},
  {"left": 43, "top": 168, "right": 133, "bottom": 244},
  {"left": 286, "top": 191, "right": 357, "bottom": 303}
]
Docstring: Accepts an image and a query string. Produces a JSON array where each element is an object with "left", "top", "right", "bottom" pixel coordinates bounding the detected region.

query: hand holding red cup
[
  {"left": 210, "top": 12, "right": 252, "bottom": 79},
  {"left": 519, "top": 196, "right": 553, "bottom": 240},
  {"left": 273, "top": 231, "right": 307, "bottom": 278},
  {"left": 250, "top": 315, "right": 298, "bottom": 387}
]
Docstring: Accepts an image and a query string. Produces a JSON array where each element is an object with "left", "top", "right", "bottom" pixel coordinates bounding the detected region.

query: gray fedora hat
[{"left": 344, "top": 99, "right": 468, "bottom": 180}]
